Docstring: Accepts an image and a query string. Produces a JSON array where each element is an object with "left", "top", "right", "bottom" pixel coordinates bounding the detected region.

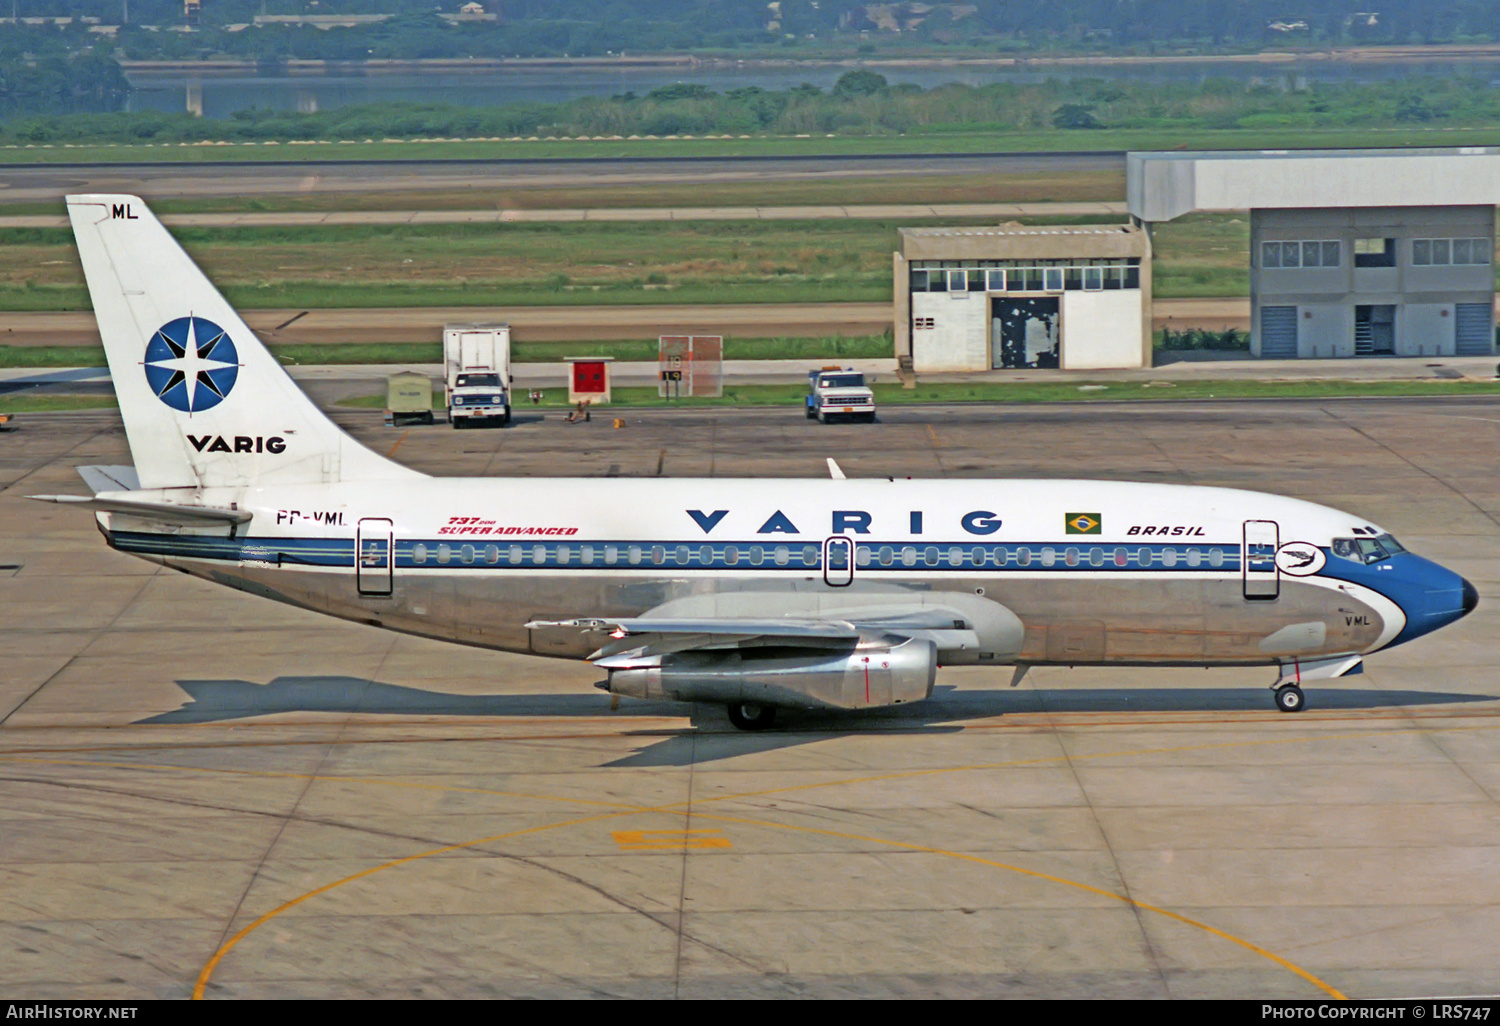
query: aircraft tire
[
  {"left": 727, "top": 701, "right": 777, "bottom": 731},
  {"left": 1275, "top": 684, "right": 1305, "bottom": 713}
]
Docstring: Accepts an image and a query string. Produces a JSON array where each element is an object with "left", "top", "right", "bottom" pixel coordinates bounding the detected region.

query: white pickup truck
[{"left": 805, "top": 368, "right": 876, "bottom": 424}]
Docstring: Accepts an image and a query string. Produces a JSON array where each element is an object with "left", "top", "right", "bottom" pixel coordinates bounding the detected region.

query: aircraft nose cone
[{"left": 1463, "top": 577, "right": 1479, "bottom": 615}]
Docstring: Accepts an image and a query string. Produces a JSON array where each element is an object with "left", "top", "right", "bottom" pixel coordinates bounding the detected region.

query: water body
[{"left": 125, "top": 58, "right": 1500, "bottom": 118}]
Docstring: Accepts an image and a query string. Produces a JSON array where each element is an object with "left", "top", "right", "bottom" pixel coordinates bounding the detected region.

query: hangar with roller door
[
  {"left": 1128, "top": 148, "right": 1499, "bottom": 359},
  {"left": 893, "top": 224, "right": 1153, "bottom": 373}
]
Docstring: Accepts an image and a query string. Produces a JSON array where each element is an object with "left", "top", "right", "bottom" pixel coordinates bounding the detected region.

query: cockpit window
[{"left": 1332, "top": 534, "right": 1405, "bottom": 564}]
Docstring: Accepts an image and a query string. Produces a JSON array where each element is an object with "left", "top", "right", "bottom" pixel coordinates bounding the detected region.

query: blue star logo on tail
[{"left": 143, "top": 316, "right": 239, "bottom": 413}]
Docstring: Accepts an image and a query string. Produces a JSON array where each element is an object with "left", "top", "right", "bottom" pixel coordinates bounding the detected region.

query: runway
[{"left": 2, "top": 398, "right": 1498, "bottom": 998}]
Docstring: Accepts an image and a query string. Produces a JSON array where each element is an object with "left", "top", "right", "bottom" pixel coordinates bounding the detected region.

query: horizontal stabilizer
[
  {"left": 77, "top": 465, "right": 140, "bottom": 494},
  {"left": 27, "top": 493, "right": 252, "bottom": 525}
]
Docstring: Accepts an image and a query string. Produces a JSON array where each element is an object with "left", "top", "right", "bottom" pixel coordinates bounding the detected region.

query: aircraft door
[
  {"left": 356, "top": 518, "right": 393, "bottom": 596},
  {"left": 1243, "top": 520, "right": 1279, "bottom": 601},
  {"left": 823, "top": 535, "right": 854, "bottom": 587}
]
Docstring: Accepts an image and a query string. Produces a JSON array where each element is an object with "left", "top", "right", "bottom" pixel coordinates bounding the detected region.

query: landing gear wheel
[
  {"left": 726, "top": 701, "right": 777, "bottom": 731},
  {"left": 1275, "top": 684, "right": 1305, "bottom": 713}
]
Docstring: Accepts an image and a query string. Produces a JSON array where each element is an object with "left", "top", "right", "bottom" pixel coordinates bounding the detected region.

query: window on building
[
  {"left": 1262, "top": 240, "right": 1340, "bottom": 269},
  {"left": 1354, "top": 238, "right": 1396, "bottom": 268},
  {"left": 908, "top": 258, "right": 1141, "bottom": 293},
  {"left": 1412, "top": 237, "right": 1492, "bottom": 266}
]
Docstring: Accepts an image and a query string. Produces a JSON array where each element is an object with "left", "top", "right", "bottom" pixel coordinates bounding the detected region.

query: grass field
[
  {"left": 0, "top": 210, "right": 1273, "bottom": 313},
  {"left": 0, "top": 218, "right": 938, "bottom": 312}
]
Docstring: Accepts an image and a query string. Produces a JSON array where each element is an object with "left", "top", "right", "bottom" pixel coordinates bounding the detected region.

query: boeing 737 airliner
[{"left": 32, "top": 195, "right": 1478, "bottom": 728}]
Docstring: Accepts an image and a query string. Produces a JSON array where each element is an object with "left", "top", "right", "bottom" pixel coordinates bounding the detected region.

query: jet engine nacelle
[{"left": 602, "top": 637, "right": 937, "bottom": 711}]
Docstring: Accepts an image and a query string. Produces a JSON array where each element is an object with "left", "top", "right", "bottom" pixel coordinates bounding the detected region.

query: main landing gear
[
  {"left": 1274, "top": 683, "right": 1305, "bottom": 713},
  {"left": 727, "top": 701, "right": 777, "bottom": 731}
]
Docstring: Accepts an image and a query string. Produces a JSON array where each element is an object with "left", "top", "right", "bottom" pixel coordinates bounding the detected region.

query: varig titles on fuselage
[{"left": 685, "top": 508, "right": 1004, "bottom": 536}]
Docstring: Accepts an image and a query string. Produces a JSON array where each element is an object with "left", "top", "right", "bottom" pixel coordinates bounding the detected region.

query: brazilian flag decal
[{"left": 1065, "top": 512, "right": 1102, "bottom": 535}]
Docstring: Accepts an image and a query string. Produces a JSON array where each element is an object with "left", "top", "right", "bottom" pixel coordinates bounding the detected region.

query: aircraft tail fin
[{"left": 66, "top": 194, "right": 421, "bottom": 490}]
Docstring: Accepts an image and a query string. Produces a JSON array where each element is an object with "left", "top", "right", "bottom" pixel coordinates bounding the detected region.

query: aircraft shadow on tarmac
[{"left": 139, "top": 676, "right": 1497, "bottom": 767}]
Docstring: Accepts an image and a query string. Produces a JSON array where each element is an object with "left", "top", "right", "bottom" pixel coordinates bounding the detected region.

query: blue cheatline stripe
[{"left": 110, "top": 531, "right": 1244, "bottom": 574}]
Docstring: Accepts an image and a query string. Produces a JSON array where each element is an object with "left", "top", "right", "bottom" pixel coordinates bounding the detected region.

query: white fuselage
[{"left": 100, "top": 476, "right": 1445, "bottom": 669}]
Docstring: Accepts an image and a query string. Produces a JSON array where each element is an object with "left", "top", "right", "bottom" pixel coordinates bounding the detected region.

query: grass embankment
[
  {"left": 10, "top": 124, "right": 1500, "bottom": 166},
  {"left": 0, "top": 334, "right": 893, "bottom": 368},
  {"left": 13, "top": 378, "right": 1500, "bottom": 415}
]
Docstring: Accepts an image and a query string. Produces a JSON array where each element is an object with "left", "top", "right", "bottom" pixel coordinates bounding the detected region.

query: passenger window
[
  {"left": 509, "top": 545, "right": 523, "bottom": 564},
  {"left": 948, "top": 547, "right": 963, "bottom": 566},
  {"left": 460, "top": 544, "right": 475, "bottom": 564},
  {"left": 856, "top": 546, "right": 871, "bottom": 567},
  {"left": 774, "top": 545, "right": 790, "bottom": 566},
  {"left": 651, "top": 546, "right": 665, "bottom": 565},
  {"left": 803, "top": 545, "right": 820, "bottom": 566},
  {"left": 1040, "top": 547, "right": 1056, "bottom": 567},
  {"left": 556, "top": 545, "right": 570, "bottom": 563},
  {"left": 725, "top": 546, "right": 739, "bottom": 565},
  {"left": 1016, "top": 547, "right": 1031, "bottom": 567},
  {"left": 437, "top": 544, "right": 451, "bottom": 564},
  {"left": 627, "top": 545, "right": 642, "bottom": 565},
  {"left": 580, "top": 544, "right": 594, "bottom": 565},
  {"left": 412, "top": 543, "right": 428, "bottom": 565},
  {"left": 532, "top": 545, "right": 546, "bottom": 564},
  {"left": 700, "top": 545, "right": 713, "bottom": 564},
  {"left": 878, "top": 546, "right": 894, "bottom": 566},
  {"left": 1114, "top": 547, "right": 1127, "bottom": 567},
  {"left": 605, "top": 545, "right": 618, "bottom": 565},
  {"left": 484, "top": 545, "right": 499, "bottom": 565},
  {"left": 675, "top": 545, "right": 690, "bottom": 564},
  {"left": 750, "top": 545, "right": 764, "bottom": 565}
]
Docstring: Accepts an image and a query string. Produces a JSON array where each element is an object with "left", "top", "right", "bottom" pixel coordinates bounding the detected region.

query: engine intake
[{"left": 601, "top": 638, "right": 937, "bottom": 710}]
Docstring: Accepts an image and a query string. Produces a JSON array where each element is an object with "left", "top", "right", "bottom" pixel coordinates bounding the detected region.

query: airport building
[
  {"left": 1128, "top": 148, "right": 1500, "bottom": 359},
  {"left": 893, "top": 223, "right": 1153, "bottom": 373}
]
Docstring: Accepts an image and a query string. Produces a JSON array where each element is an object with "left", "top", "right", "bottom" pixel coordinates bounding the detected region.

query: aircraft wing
[{"left": 527, "top": 608, "right": 984, "bottom": 660}]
